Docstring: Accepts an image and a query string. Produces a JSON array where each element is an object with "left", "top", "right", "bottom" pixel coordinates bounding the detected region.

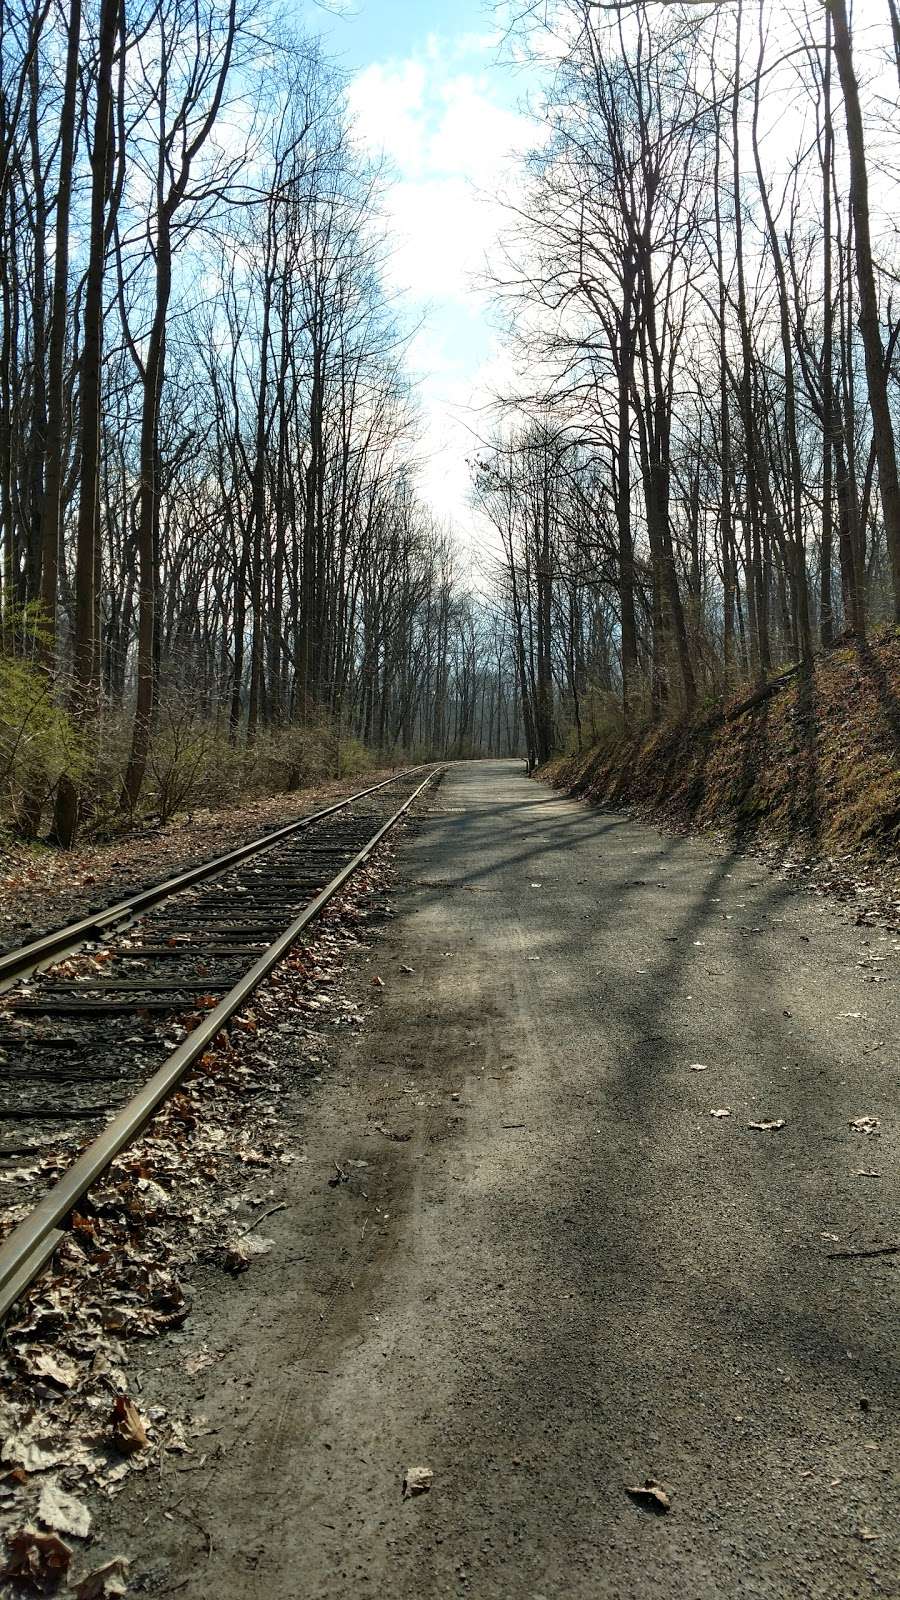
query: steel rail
[
  {"left": 0, "top": 765, "right": 442, "bottom": 1320},
  {"left": 0, "top": 765, "right": 429, "bottom": 992}
]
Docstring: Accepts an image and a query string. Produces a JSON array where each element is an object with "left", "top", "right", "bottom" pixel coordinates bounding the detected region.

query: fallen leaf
[
  {"left": 709, "top": 1108, "right": 731, "bottom": 1119},
  {"left": 748, "top": 1119, "right": 786, "bottom": 1132},
  {"left": 2, "top": 1526, "right": 72, "bottom": 1586},
  {"left": 855, "top": 1526, "right": 879, "bottom": 1543},
  {"left": 399, "top": 965, "right": 414, "bottom": 975},
  {"left": 111, "top": 1396, "right": 149, "bottom": 1455},
  {"left": 371, "top": 976, "right": 385, "bottom": 989},
  {"left": 854, "top": 1169, "right": 880, "bottom": 1178},
  {"left": 71, "top": 1556, "right": 130, "bottom": 1598},
  {"left": 688, "top": 1064, "right": 708, "bottom": 1072},
  {"left": 402, "top": 1465, "right": 433, "bottom": 1498},
  {"left": 223, "top": 1233, "right": 272, "bottom": 1273},
  {"left": 626, "top": 1478, "right": 671, "bottom": 1513},
  {"left": 37, "top": 1480, "right": 91, "bottom": 1540},
  {"left": 849, "top": 1117, "right": 880, "bottom": 1136},
  {"left": 184, "top": 1348, "right": 216, "bottom": 1376},
  {"left": 1, "top": 1435, "right": 69, "bottom": 1474},
  {"left": 374, "top": 1123, "right": 412, "bottom": 1143},
  {"left": 30, "top": 1352, "right": 79, "bottom": 1391}
]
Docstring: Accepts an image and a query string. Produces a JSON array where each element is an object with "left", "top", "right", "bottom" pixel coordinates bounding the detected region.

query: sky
[
  {"left": 288, "top": 0, "right": 897, "bottom": 558},
  {"left": 293, "top": 0, "right": 534, "bottom": 552}
]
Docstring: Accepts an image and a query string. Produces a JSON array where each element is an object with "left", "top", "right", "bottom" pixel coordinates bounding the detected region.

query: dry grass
[{"left": 544, "top": 629, "right": 900, "bottom": 863}]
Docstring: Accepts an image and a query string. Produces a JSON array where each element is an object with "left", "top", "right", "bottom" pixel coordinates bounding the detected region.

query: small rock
[{"left": 403, "top": 1465, "right": 433, "bottom": 1499}]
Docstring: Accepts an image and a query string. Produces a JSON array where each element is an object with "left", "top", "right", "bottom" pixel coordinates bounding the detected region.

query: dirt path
[{"left": 77, "top": 759, "right": 898, "bottom": 1597}]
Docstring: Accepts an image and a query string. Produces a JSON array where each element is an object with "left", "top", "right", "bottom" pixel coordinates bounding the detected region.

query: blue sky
[
  {"left": 304, "top": 0, "right": 495, "bottom": 71},
  {"left": 285, "top": 0, "right": 896, "bottom": 555},
  {"left": 291, "top": 0, "right": 534, "bottom": 545}
]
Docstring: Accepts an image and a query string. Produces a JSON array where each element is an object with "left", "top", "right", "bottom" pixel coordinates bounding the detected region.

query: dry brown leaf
[
  {"left": 375, "top": 1124, "right": 412, "bottom": 1143},
  {"left": 626, "top": 1478, "right": 671, "bottom": 1513},
  {"left": 223, "top": 1234, "right": 272, "bottom": 1273},
  {"left": 2, "top": 1525, "right": 72, "bottom": 1587},
  {"left": 30, "top": 1352, "right": 80, "bottom": 1391},
  {"left": 184, "top": 1348, "right": 215, "bottom": 1376},
  {"left": 71, "top": 1556, "right": 130, "bottom": 1598},
  {"left": 37, "top": 1480, "right": 91, "bottom": 1540},
  {"left": 111, "top": 1396, "right": 149, "bottom": 1456},
  {"left": 1, "top": 1434, "right": 69, "bottom": 1475}
]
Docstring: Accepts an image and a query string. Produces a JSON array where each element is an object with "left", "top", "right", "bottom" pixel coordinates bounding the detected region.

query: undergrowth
[
  {"left": 0, "top": 669, "right": 378, "bottom": 847},
  {"left": 543, "top": 629, "right": 900, "bottom": 862}
]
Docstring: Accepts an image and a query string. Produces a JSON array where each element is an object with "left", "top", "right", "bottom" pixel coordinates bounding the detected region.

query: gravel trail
[{"left": 85, "top": 758, "right": 898, "bottom": 1598}]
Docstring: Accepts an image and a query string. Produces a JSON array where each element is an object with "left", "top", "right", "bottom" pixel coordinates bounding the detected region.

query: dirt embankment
[{"left": 543, "top": 630, "right": 900, "bottom": 912}]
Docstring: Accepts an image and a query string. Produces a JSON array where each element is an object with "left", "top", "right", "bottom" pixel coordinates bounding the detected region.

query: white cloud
[
  {"left": 346, "top": 41, "right": 537, "bottom": 537},
  {"left": 429, "top": 75, "right": 528, "bottom": 184},
  {"left": 347, "top": 55, "right": 532, "bottom": 304},
  {"left": 346, "top": 59, "right": 427, "bottom": 173}
]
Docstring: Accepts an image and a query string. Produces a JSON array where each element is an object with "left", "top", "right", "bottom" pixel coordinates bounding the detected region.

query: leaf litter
[
  {"left": 2, "top": 1525, "right": 72, "bottom": 1588},
  {"left": 36, "top": 1479, "right": 91, "bottom": 1540}
]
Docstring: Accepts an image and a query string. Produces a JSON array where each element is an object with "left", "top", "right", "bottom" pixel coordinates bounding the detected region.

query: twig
[
  {"left": 239, "top": 1200, "right": 287, "bottom": 1236},
  {"left": 830, "top": 1241, "right": 899, "bottom": 1260}
]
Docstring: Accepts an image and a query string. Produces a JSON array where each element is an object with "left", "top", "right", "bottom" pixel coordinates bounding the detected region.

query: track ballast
[{"left": 0, "top": 766, "right": 441, "bottom": 1316}]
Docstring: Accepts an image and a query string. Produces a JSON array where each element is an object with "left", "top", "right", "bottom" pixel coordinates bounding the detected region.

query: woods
[
  {"left": 479, "top": 0, "right": 900, "bottom": 768},
  {"left": 0, "top": 0, "right": 513, "bottom": 844},
  {"left": 2, "top": 0, "right": 899, "bottom": 832}
]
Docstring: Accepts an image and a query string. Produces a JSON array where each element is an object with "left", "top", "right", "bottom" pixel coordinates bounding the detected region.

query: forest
[
  {"left": 1, "top": 0, "right": 899, "bottom": 833},
  {"left": 477, "top": 0, "right": 900, "bottom": 768},
  {"left": 0, "top": 0, "right": 519, "bottom": 846}
]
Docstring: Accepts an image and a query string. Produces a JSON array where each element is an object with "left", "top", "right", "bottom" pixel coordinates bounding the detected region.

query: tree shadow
[
  {"left": 853, "top": 634, "right": 900, "bottom": 749},
  {"left": 784, "top": 664, "right": 822, "bottom": 851}
]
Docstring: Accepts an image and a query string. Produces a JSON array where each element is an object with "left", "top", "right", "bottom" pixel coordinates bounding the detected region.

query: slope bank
[{"left": 542, "top": 630, "right": 900, "bottom": 886}]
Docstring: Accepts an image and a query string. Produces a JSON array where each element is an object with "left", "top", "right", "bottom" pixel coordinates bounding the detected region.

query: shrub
[
  {"left": 145, "top": 697, "right": 232, "bottom": 823},
  {"left": 0, "top": 651, "right": 85, "bottom": 829}
]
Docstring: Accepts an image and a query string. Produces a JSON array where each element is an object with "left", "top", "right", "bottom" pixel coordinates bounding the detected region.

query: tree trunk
[
  {"left": 53, "top": 0, "right": 120, "bottom": 848},
  {"left": 830, "top": 0, "right": 900, "bottom": 621}
]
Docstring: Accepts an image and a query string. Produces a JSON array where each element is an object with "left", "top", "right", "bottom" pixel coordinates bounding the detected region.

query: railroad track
[{"left": 0, "top": 765, "right": 442, "bottom": 1318}]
